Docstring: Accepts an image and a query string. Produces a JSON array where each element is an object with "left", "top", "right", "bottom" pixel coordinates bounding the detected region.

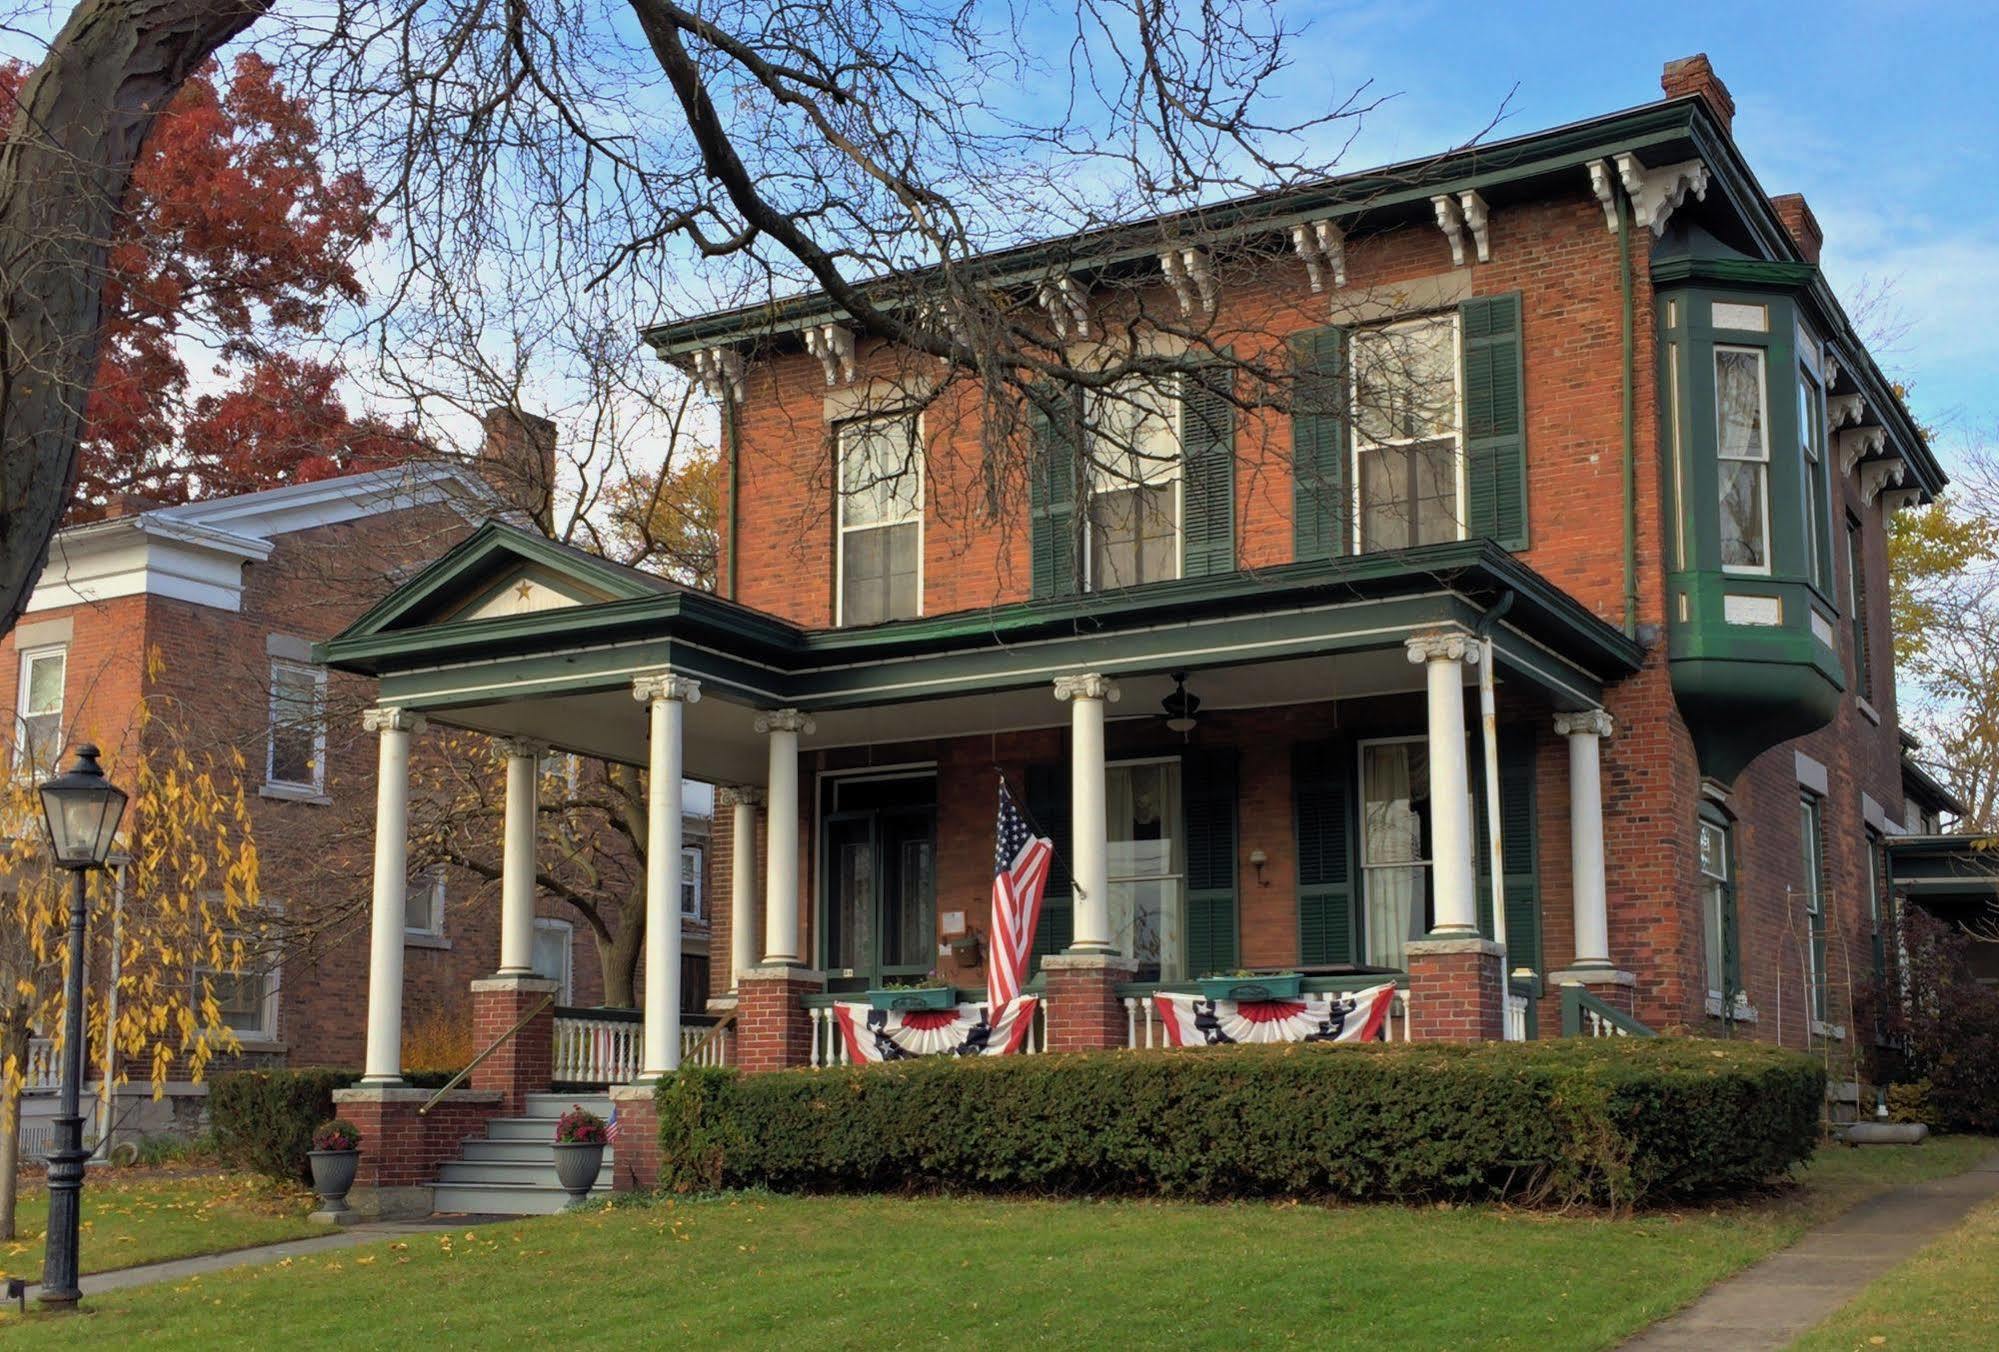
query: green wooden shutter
[
  {"left": 1025, "top": 763, "right": 1072, "bottom": 963},
  {"left": 1180, "top": 366, "right": 1237, "bottom": 577},
  {"left": 1294, "top": 739, "right": 1357, "bottom": 966},
  {"left": 1182, "top": 749, "right": 1239, "bottom": 976},
  {"left": 1290, "top": 326, "right": 1349, "bottom": 560},
  {"left": 1473, "top": 730, "right": 1540, "bottom": 977},
  {"left": 1030, "top": 387, "right": 1081, "bottom": 599},
  {"left": 1460, "top": 293, "right": 1528, "bottom": 549}
]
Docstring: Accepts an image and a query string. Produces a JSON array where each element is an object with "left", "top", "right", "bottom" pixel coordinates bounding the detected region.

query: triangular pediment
[{"left": 336, "top": 520, "right": 678, "bottom": 641}]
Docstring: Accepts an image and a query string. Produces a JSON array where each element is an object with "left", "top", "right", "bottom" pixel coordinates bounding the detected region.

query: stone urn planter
[
  {"left": 553, "top": 1105, "right": 609, "bottom": 1209},
  {"left": 308, "top": 1119, "right": 363, "bottom": 1224}
]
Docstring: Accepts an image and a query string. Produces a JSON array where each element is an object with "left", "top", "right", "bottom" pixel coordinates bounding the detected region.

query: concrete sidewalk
[
  {"left": 21, "top": 1217, "right": 470, "bottom": 1304},
  {"left": 1621, "top": 1151, "right": 1999, "bottom": 1350}
]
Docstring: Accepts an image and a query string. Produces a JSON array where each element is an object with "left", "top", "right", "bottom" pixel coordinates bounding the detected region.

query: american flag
[{"left": 988, "top": 779, "right": 1055, "bottom": 1007}]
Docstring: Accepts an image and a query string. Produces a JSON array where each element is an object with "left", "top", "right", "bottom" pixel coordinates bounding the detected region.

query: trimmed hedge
[
  {"left": 655, "top": 1039, "right": 1822, "bottom": 1208},
  {"left": 211, "top": 1068, "right": 457, "bottom": 1183}
]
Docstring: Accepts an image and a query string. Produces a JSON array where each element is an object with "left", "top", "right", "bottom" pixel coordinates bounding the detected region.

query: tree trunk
[
  {"left": 594, "top": 888, "right": 645, "bottom": 1008},
  {"left": 0, "top": 0, "right": 272, "bottom": 633},
  {"left": 0, "top": 1013, "right": 31, "bottom": 1242}
]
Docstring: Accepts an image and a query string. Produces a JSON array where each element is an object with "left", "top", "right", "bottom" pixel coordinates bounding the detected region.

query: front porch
[{"left": 317, "top": 523, "right": 1646, "bottom": 1206}]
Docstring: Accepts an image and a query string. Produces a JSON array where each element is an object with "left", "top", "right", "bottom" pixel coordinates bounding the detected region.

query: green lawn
[
  {"left": 1790, "top": 1192, "right": 1999, "bottom": 1350},
  {"left": 1, "top": 1170, "right": 325, "bottom": 1283},
  {"left": 0, "top": 1140, "right": 1990, "bottom": 1350}
]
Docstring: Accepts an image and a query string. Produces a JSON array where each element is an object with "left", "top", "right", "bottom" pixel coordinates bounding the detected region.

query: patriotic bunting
[
  {"left": 834, "top": 996, "right": 1040, "bottom": 1064},
  {"left": 1151, "top": 982, "right": 1397, "bottom": 1047}
]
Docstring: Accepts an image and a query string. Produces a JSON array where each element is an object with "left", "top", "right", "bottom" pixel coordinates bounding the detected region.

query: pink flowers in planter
[{"left": 555, "top": 1106, "right": 608, "bottom": 1146}]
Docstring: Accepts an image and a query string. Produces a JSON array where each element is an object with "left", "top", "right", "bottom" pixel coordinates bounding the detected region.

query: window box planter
[
  {"left": 867, "top": 986, "right": 957, "bottom": 1013},
  {"left": 1196, "top": 973, "right": 1303, "bottom": 1003}
]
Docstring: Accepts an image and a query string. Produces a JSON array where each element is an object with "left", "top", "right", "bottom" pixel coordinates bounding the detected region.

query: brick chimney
[
  {"left": 478, "top": 406, "right": 558, "bottom": 533},
  {"left": 1662, "top": 54, "right": 1735, "bottom": 135},
  {"left": 1770, "top": 193, "right": 1823, "bottom": 265}
]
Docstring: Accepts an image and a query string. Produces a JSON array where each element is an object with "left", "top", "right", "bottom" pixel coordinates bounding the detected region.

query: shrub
[
  {"left": 1862, "top": 907, "right": 1999, "bottom": 1132},
  {"left": 312, "top": 1118, "right": 362, "bottom": 1152},
  {"left": 656, "top": 1039, "right": 1822, "bottom": 1209},
  {"left": 555, "top": 1105, "right": 608, "bottom": 1145},
  {"left": 212, "top": 1068, "right": 459, "bottom": 1182}
]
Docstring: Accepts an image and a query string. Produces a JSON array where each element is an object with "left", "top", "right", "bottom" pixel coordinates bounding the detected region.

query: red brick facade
[
  {"left": 470, "top": 976, "right": 559, "bottom": 1113},
  {"left": 735, "top": 967, "right": 822, "bottom": 1071}
]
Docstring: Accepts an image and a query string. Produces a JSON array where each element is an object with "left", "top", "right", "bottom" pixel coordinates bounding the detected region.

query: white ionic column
[
  {"left": 634, "top": 673, "right": 700, "bottom": 1077},
  {"left": 1054, "top": 673, "right": 1120, "bottom": 952},
  {"left": 720, "top": 786, "right": 764, "bottom": 990},
  {"left": 1406, "top": 635, "right": 1479, "bottom": 936},
  {"left": 755, "top": 709, "right": 815, "bottom": 965},
  {"left": 1554, "top": 709, "right": 1615, "bottom": 970},
  {"left": 497, "top": 738, "right": 545, "bottom": 976},
  {"left": 361, "top": 706, "right": 424, "bottom": 1084}
]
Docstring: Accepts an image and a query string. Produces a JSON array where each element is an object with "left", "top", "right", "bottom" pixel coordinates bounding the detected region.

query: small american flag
[{"left": 988, "top": 779, "right": 1055, "bottom": 1007}]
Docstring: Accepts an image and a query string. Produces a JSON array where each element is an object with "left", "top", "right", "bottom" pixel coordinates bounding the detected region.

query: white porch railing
[
  {"left": 1122, "top": 987, "right": 1412, "bottom": 1048},
  {"left": 807, "top": 999, "right": 1046, "bottom": 1068},
  {"left": 1504, "top": 991, "right": 1530, "bottom": 1042},
  {"left": 550, "top": 1010, "right": 733, "bottom": 1085},
  {"left": 1578, "top": 1007, "right": 1630, "bottom": 1038},
  {"left": 22, "top": 1037, "right": 60, "bottom": 1092}
]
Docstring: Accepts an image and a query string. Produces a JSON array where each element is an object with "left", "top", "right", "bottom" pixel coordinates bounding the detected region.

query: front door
[{"left": 821, "top": 774, "right": 937, "bottom": 991}]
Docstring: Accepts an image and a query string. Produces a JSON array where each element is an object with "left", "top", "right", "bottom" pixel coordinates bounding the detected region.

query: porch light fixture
[
  {"left": 1161, "top": 673, "right": 1201, "bottom": 737},
  {"left": 34, "top": 743, "right": 128, "bottom": 1311}
]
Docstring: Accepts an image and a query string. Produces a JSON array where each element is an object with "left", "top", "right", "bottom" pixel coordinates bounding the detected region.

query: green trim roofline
[{"left": 317, "top": 521, "right": 1640, "bottom": 715}]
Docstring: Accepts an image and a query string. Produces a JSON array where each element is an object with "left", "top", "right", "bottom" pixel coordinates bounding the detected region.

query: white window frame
[
  {"left": 1715, "top": 344, "right": 1774, "bottom": 576},
  {"left": 14, "top": 644, "right": 66, "bottom": 775},
  {"left": 1800, "top": 794, "right": 1828, "bottom": 1026},
  {"left": 197, "top": 936, "right": 281, "bottom": 1045},
  {"left": 1799, "top": 362, "right": 1829, "bottom": 593},
  {"left": 681, "top": 845, "right": 704, "bottom": 919},
  {"left": 1357, "top": 735, "right": 1447, "bottom": 971},
  {"left": 1698, "top": 818, "right": 1732, "bottom": 1007},
  {"left": 1104, "top": 755, "right": 1185, "bottom": 975},
  {"left": 404, "top": 869, "right": 446, "bottom": 939},
  {"left": 533, "top": 916, "right": 575, "bottom": 1003},
  {"left": 1083, "top": 376, "right": 1184, "bottom": 593},
  {"left": 265, "top": 659, "right": 328, "bottom": 794},
  {"left": 1349, "top": 313, "right": 1466, "bottom": 555},
  {"left": 834, "top": 413, "right": 925, "bottom": 627}
]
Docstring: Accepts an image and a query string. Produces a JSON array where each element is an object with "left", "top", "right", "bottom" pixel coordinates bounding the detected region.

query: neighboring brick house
[
  {"left": 317, "top": 54, "right": 1944, "bottom": 1201},
  {"left": 3, "top": 447, "right": 712, "bottom": 1138}
]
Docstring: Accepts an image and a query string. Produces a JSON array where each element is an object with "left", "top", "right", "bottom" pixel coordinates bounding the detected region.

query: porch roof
[
  {"left": 318, "top": 521, "right": 1642, "bottom": 778},
  {"left": 1886, "top": 835, "right": 1999, "bottom": 912}
]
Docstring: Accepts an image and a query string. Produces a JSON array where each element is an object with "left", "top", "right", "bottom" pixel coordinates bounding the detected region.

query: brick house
[
  {"left": 315, "top": 55, "right": 1948, "bottom": 1208},
  {"left": 3, "top": 444, "right": 712, "bottom": 1143}
]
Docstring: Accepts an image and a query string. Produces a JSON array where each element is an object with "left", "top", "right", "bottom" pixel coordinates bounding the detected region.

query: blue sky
[{"left": 1278, "top": 0, "right": 1998, "bottom": 471}]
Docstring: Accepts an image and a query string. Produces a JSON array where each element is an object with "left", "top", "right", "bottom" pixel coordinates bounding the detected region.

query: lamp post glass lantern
[{"left": 35, "top": 744, "right": 128, "bottom": 1310}]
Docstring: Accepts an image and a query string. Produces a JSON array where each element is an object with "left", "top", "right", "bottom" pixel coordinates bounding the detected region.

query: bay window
[
  {"left": 1352, "top": 314, "right": 1462, "bottom": 552},
  {"left": 1085, "top": 377, "right": 1182, "bottom": 590},
  {"left": 837, "top": 415, "right": 922, "bottom": 626},
  {"left": 1715, "top": 346, "right": 1772, "bottom": 572}
]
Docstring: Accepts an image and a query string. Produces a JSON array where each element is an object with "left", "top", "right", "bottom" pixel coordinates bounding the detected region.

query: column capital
[
  {"left": 754, "top": 708, "right": 815, "bottom": 736},
  {"left": 1053, "top": 672, "right": 1121, "bottom": 703},
  {"left": 717, "top": 784, "right": 766, "bottom": 809},
  {"left": 632, "top": 671, "right": 702, "bottom": 705},
  {"left": 1404, "top": 632, "right": 1480, "bottom": 666},
  {"left": 499, "top": 736, "right": 548, "bottom": 760},
  {"left": 1553, "top": 709, "right": 1614, "bottom": 739},
  {"left": 362, "top": 706, "right": 426, "bottom": 735}
]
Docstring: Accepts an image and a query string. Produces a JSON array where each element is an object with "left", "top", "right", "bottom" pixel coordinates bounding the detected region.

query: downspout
[
  {"left": 1618, "top": 186, "right": 1639, "bottom": 638},
  {"left": 1474, "top": 591, "right": 1517, "bottom": 1037}
]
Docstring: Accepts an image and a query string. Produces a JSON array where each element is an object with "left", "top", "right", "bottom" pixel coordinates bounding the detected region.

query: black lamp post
[{"left": 34, "top": 744, "right": 128, "bottom": 1311}]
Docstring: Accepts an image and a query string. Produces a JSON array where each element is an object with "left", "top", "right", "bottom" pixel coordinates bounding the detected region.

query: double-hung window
[
  {"left": 532, "top": 917, "right": 574, "bottom": 1003},
  {"left": 1085, "top": 376, "right": 1182, "bottom": 589},
  {"left": 1799, "top": 365, "right": 1831, "bottom": 591},
  {"left": 197, "top": 938, "right": 280, "bottom": 1043},
  {"left": 405, "top": 871, "right": 446, "bottom": 939},
  {"left": 1699, "top": 816, "right": 1740, "bottom": 1013},
  {"left": 1715, "top": 346, "right": 1773, "bottom": 571},
  {"left": 1105, "top": 758, "right": 1184, "bottom": 978},
  {"left": 1847, "top": 514, "right": 1875, "bottom": 704},
  {"left": 266, "top": 660, "right": 326, "bottom": 793},
  {"left": 1352, "top": 314, "right": 1463, "bottom": 552},
  {"left": 1800, "top": 795, "right": 1829, "bottom": 1025},
  {"left": 14, "top": 646, "right": 65, "bottom": 776},
  {"left": 681, "top": 845, "right": 704, "bottom": 919},
  {"left": 1360, "top": 738, "right": 1433, "bottom": 971},
  {"left": 836, "top": 415, "right": 922, "bottom": 626}
]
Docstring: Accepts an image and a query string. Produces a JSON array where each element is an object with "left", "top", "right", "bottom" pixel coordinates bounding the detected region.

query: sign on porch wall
[
  {"left": 1150, "top": 983, "right": 1397, "bottom": 1046},
  {"left": 834, "top": 996, "right": 1040, "bottom": 1063}
]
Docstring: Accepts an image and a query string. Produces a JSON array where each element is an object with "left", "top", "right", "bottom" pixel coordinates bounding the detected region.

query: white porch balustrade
[
  {"left": 551, "top": 1011, "right": 733, "bottom": 1086},
  {"left": 24, "top": 1036, "right": 59, "bottom": 1091},
  {"left": 1579, "top": 1007, "right": 1631, "bottom": 1038},
  {"left": 1503, "top": 991, "right": 1530, "bottom": 1042}
]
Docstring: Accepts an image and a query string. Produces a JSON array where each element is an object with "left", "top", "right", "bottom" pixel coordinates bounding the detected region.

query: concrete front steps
[{"left": 429, "top": 1092, "right": 615, "bottom": 1216}]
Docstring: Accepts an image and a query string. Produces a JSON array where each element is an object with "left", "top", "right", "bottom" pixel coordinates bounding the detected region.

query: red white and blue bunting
[
  {"left": 1150, "top": 982, "right": 1397, "bottom": 1047},
  {"left": 833, "top": 996, "right": 1040, "bottom": 1064}
]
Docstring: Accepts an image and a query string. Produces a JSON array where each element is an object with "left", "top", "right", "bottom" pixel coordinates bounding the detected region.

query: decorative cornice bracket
[
  {"left": 1290, "top": 219, "right": 1347, "bottom": 292},
  {"left": 1880, "top": 486, "right": 1924, "bottom": 516},
  {"left": 691, "top": 345, "right": 746, "bottom": 403},
  {"left": 802, "top": 324, "right": 857, "bottom": 386},
  {"left": 1457, "top": 191, "right": 1491, "bottom": 263},
  {"left": 1587, "top": 160, "right": 1620, "bottom": 232},
  {"left": 1838, "top": 425, "right": 1888, "bottom": 477},
  {"left": 1859, "top": 456, "right": 1906, "bottom": 507},
  {"left": 1432, "top": 194, "right": 1469, "bottom": 267},
  {"left": 1157, "top": 249, "right": 1216, "bottom": 317},
  {"left": 1036, "top": 276, "right": 1092, "bottom": 339},
  {"left": 1613, "top": 153, "right": 1709, "bottom": 236},
  {"left": 1826, "top": 393, "right": 1865, "bottom": 433}
]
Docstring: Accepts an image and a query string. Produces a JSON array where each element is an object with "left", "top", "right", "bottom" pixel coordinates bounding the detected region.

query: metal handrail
[
  {"left": 681, "top": 1008, "right": 736, "bottom": 1065},
  {"left": 418, "top": 992, "right": 555, "bottom": 1116}
]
